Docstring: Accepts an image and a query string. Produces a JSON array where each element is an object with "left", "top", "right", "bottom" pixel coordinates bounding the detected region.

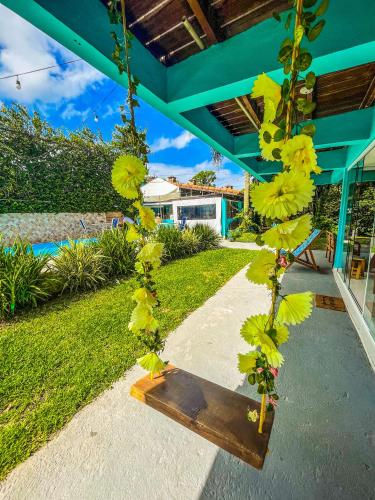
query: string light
[
  {"left": 15, "top": 76, "right": 21, "bottom": 90},
  {"left": 0, "top": 58, "right": 82, "bottom": 81}
]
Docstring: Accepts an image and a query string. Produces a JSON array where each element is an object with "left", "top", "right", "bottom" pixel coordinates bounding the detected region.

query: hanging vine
[
  {"left": 108, "top": 0, "right": 166, "bottom": 377},
  {"left": 239, "top": 0, "right": 329, "bottom": 432}
]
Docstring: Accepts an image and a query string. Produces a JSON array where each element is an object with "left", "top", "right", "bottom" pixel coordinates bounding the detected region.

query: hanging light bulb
[
  {"left": 94, "top": 113, "right": 99, "bottom": 123},
  {"left": 16, "top": 76, "right": 21, "bottom": 90}
]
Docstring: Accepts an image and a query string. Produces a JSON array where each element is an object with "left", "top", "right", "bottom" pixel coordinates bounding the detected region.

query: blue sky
[{"left": 0, "top": 4, "right": 245, "bottom": 188}]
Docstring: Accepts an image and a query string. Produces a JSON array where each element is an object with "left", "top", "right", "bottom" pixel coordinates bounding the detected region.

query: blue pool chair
[{"left": 288, "top": 229, "right": 322, "bottom": 271}]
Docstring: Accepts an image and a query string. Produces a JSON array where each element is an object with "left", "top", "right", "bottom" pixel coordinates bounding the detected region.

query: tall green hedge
[{"left": 0, "top": 104, "right": 133, "bottom": 214}]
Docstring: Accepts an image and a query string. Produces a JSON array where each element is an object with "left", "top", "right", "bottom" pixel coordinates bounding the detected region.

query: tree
[{"left": 190, "top": 170, "right": 216, "bottom": 186}]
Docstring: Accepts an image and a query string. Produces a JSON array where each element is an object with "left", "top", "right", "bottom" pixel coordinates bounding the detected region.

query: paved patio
[{"left": 0, "top": 251, "right": 374, "bottom": 500}]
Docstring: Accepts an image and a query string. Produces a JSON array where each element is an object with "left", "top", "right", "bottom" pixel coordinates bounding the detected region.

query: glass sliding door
[{"left": 340, "top": 147, "right": 375, "bottom": 337}]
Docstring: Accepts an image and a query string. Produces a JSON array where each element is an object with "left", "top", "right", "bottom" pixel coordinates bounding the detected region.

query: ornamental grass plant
[
  {"left": 52, "top": 240, "right": 108, "bottom": 294},
  {"left": 97, "top": 228, "right": 137, "bottom": 277},
  {"left": 0, "top": 238, "right": 54, "bottom": 318}
]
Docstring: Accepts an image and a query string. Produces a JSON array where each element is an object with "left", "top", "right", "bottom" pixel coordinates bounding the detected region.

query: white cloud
[
  {"left": 148, "top": 160, "right": 245, "bottom": 189},
  {"left": 150, "top": 130, "right": 196, "bottom": 153},
  {"left": 61, "top": 103, "right": 90, "bottom": 120},
  {"left": 0, "top": 4, "right": 106, "bottom": 105}
]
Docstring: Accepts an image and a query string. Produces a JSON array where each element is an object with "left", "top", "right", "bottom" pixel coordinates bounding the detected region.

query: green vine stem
[
  {"left": 258, "top": 0, "right": 304, "bottom": 434},
  {"left": 109, "top": 0, "right": 166, "bottom": 378},
  {"left": 240, "top": 0, "right": 328, "bottom": 434}
]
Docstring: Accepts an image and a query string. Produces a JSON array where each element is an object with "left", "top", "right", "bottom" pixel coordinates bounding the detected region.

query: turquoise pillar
[
  {"left": 333, "top": 167, "right": 359, "bottom": 268},
  {"left": 334, "top": 169, "right": 350, "bottom": 269},
  {"left": 221, "top": 198, "right": 227, "bottom": 238}
]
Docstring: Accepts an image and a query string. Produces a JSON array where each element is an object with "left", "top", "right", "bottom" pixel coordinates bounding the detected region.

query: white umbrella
[{"left": 141, "top": 177, "right": 180, "bottom": 202}]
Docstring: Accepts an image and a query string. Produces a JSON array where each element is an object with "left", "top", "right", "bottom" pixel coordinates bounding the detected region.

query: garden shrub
[
  {"left": 181, "top": 229, "right": 201, "bottom": 255},
  {"left": 154, "top": 225, "right": 189, "bottom": 262},
  {"left": 52, "top": 241, "right": 108, "bottom": 294},
  {"left": 0, "top": 238, "right": 54, "bottom": 318},
  {"left": 98, "top": 228, "right": 136, "bottom": 277},
  {"left": 191, "top": 223, "right": 221, "bottom": 250}
]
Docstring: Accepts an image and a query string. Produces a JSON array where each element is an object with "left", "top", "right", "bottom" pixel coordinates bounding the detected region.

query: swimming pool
[{"left": 29, "top": 238, "right": 97, "bottom": 257}]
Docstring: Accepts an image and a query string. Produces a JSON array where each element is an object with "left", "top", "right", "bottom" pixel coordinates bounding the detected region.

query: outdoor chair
[
  {"left": 325, "top": 231, "right": 336, "bottom": 265},
  {"left": 287, "top": 228, "right": 322, "bottom": 272}
]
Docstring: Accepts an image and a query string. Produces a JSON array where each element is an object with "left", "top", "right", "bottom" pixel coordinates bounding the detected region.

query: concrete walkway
[{"left": 1, "top": 252, "right": 374, "bottom": 500}]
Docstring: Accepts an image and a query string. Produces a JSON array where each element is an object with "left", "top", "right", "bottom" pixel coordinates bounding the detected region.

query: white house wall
[{"left": 172, "top": 197, "right": 222, "bottom": 234}]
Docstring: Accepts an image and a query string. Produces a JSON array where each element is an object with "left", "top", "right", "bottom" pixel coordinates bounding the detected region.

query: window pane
[{"left": 177, "top": 204, "right": 216, "bottom": 220}]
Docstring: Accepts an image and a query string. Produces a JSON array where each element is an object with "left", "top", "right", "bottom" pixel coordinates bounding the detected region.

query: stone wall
[{"left": 0, "top": 212, "right": 108, "bottom": 245}]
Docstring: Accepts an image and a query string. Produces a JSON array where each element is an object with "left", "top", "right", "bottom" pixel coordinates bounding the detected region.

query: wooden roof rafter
[{"left": 208, "top": 62, "right": 375, "bottom": 137}]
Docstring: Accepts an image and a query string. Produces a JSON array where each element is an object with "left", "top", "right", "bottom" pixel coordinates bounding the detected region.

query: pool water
[{"left": 30, "top": 238, "right": 97, "bottom": 257}]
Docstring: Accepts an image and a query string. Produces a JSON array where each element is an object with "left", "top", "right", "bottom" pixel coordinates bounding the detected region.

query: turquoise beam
[
  {"left": 1, "top": 0, "right": 167, "bottom": 101},
  {"left": 312, "top": 170, "right": 345, "bottom": 185},
  {"left": 235, "top": 108, "right": 375, "bottom": 158},
  {"left": 0, "top": 0, "right": 261, "bottom": 181},
  {"left": 2, "top": 0, "right": 372, "bottom": 186},
  {"left": 166, "top": 0, "right": 375, "bottom": 111},
  {"left": 252, "top": 149, "right": 348, "bottom": 176}
]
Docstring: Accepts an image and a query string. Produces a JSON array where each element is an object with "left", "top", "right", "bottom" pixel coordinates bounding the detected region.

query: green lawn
[{"left": 0, "top": 248, "right": 255, "bottom": 479}]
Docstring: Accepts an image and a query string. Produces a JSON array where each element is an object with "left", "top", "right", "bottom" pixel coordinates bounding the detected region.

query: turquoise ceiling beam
[
  {"left": 2, "top": 0, "right": 372, "bottom": 186},
  {"left": 235, "top": 108, "right": 375, "bottom": 158},
  {"left": 312, "top": 170, "right": 345, "bottom": 185},
  {"left": 2, "top": 0, "right": 167, "bottom": 101},
  {"left": 253, "top": 149, "right": 348, "bottom": 176},
  {"left": 0, "top": 0, "right": 263, "bottom": 181},
  {"left": 345, "top": 108, "right": 375, "bottom": 168},
  {"left": 167, "top": 0, "right": 375, "bottom": 112}
]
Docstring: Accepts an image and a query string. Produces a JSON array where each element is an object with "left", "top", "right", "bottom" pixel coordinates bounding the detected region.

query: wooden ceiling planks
[
  {"left": 101, "top": 0, "right": 289, "bottom": 65},
  {"left": 208, "top": 62, "right": 375, "bottom": 136}
]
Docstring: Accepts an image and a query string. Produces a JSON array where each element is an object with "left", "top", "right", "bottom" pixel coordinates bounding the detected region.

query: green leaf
[
  {"left": 303, "top": 101, "right": 316, "bottom": 114},
  {"left": 263, "top": 131, "right": 272, "bottom": 144},
  {"left": 296, "top": 52, "right": 312, "bottom": 71},
  {"left": 128, "top": 303, "right": 159, "bottom": 334},
  {"left": 284, "top": 12, "right": 292, "bottom": 30},
  {"left": 276, "top": 99, "right": 284, "bottom": 118},
  {"left": 132, "top": 287, "right": 157, "bottom": 307},
  {"left": 248, "top": 373, "right": 256, "bottom": 385},
  {"left": 274, "top": 128, "right": 285, "bottom": 142},
  {"left": 316, "top": 0, "right": 329, "bottom": 16},
  {"left": 303, "top": 0, "right": 317, "bottom": 6},
  {"left": 278, "top": 45, "right": 292, "bottom": 64},
  {"left": 308, "top": 20, "right": 325, "bottom": 41},
  {"left": 283, "top": 62, "right": 292, "bottom": 75},
  {"left": 238, "top": 351, "right": 260, "bottom": 374},
  {"left": 137, "top": 352, "right": 166, "bottom": 377},
  {"left": 300, "top": 123, "right": 316, "bottom": 137},
  {"left": 297, "top": 98, "right": 316, "bottom": 114},
  {"left": 246, "top": 249, "right": 282, "bottom": 286},
  {"left": 282, "top": 79, "right": 290, "bottom": 99},
  {"left": 126, "top": 224, "right": 141, "bottom": 242},
  {"left": 305, "top": 71, "right": 316, "bottom": 89},
  {"left": 257, "top": 384, "right": 267, "bottom": 394},
  {"left": 277, "top": 291, "right": 314, "bottom": 325},
  {"left": 303, "top": 11, "right": 316, "bottom": 24},
  {"left": 137, "top": 242, "right": 164, "bottom": 268}
]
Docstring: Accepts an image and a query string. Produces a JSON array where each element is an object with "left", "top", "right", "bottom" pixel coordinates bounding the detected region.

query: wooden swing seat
[{"left": 130, "top": 365, "right": 274, "bottom": 469}]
